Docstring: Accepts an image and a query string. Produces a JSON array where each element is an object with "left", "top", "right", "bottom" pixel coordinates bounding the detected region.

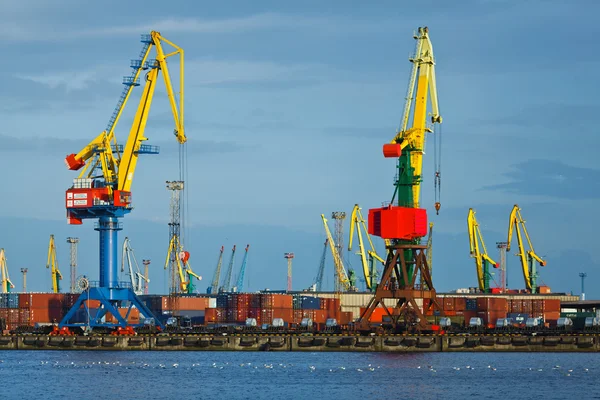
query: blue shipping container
[{"left": 300, "top": 297, "right": 320, "bottom": 310}]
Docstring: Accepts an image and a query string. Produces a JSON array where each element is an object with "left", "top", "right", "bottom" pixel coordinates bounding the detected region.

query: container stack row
[{"left": 429, "top": 296, "right": 562, "bottom": 328}]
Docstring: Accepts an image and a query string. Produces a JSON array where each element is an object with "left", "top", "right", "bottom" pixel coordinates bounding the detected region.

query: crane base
[
  {"left": 357, "top": 244, "right": 444, "bottom": 332},
  {"left": 59, "top": 287, "right": 164, "bottom": 330}
]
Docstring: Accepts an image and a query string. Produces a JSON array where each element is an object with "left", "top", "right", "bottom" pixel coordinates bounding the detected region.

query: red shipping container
[
  {"left": 338, "top": 312, "right": 354, "bottom": 325},
  {"left": 368, "top": 206, "right": 428, "bottom": 240},
  {"left": 510, "top": 300, "right": 523, "bottom": 313},
  {"left": 359, "top": 307, "right": 393, "bottom": 323},
  {"left": 477, "top": 297, "right": 507, "bottom": 312},
  {"left": 292, "top": 309, "right": 304, "bottom": 324},
  {"left": 454, "top": 297, "right": 466, "bottom": 311},
  {"left": 522, "top": 300, "right": 533, "bottom": 313},
  {"left": 443, "top": 298, "right": 455, "bottom": 311},
  {"left": 531, "top": 300, "right": 543, "bottom": 313}
]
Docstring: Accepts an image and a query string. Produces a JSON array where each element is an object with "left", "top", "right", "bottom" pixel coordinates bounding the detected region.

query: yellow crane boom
[
  {"left": 348, "top": 204, "right": 385, "bottom": 290},
  {"left": 507, "top": 204, "right": 546, "bottom": 293},
  {"left": 321, "top": 214, "right": 351, "bottom": 291},
  {"left": 468, "top": 209, "right": 498, "bottom": 292},
  {"left": 65, "top": 31, "right": 186, "bottom": 201},
  {"left": 46, "top": 235, "right": 63, "bottom": 294},
  {"left": 0, "top": 249, "right": 14, "bottom": 294}
]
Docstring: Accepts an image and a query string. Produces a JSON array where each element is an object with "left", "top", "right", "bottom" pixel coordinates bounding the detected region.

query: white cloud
[{"left": 15, "top": 70, "right": 101, "bottom": 92}]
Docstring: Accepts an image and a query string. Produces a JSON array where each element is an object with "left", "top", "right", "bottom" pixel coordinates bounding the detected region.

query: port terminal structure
[{"left": 59, "top": 31, "right": 187, "bottom": 330}]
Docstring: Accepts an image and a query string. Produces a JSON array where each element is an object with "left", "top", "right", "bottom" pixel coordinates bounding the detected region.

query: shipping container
[
  {"left": 507, "top": 313, "right": 529, "bottom": 324},
  {"left": 465, "top": 298, "right": 478, "bottom": 311},
  {"left": 477, "top": 297, "right": 507, "bottom": 312},
  {"left": 454, "top": 297, "right": 466, "bottom": 311},
  {"left": 477, "top": 310, "right": 507, "bottom": 328},
  {"left": 442, "top": 297, "right": 454, "bottom": 311}
]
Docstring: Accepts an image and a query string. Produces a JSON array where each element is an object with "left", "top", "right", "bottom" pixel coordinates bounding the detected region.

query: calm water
[{"left": 1, "top": 350, "right": 599, "bottom": 399}]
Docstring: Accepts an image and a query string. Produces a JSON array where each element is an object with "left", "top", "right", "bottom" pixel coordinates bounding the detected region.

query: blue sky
[{"left": 0, "top": 0, "right": 598, "bottom": 298}]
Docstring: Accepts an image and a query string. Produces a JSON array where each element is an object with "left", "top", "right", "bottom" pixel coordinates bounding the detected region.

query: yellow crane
[
  {"left": 46, "top": 235, "right": 63, "bottom": 293},
  {"left": 425, "top": 222, "right": 433, "bottom": 287},
  {"left": 507, "top": 204, "right": 546, "bottom": 293},
  {"left": 468, "top": 209, "right": 498, "bottom": 293},
  {"left": 65, "top": 30, "right": 186, "bottom": 223},
  {"left": 164, "top": 235, "right": 201, "bottom": 294},
  {"left": 348, "top": 204, "right": 385, "bottom": 291},
  {"left": 321, "top": 214, "right": 354, "bottom": 291},
  {"left": 0, "top": 249, "right": 14, "bottom": 293}
]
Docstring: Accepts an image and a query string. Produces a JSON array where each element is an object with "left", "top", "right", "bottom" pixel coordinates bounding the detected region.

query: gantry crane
[
  {"left": 360, "top": 27, "right": 444, "bottom": 331},
  {"left": 61, "top": 31, "right": 186, "bottom": 330},
  {"left": 507, "top": 204, "right": 547, "bottom": 293},
  {"left": 164, "top": 236, "right": 201, "bottom": 294},
  {"left": 348, "top": 204, "right": 386, "bottom": 291},
  {"left": 468, "top": 209, "right": 499, "bottom": 293},
  {"left": 220, "top": 245, "right": 237, "bottom": 293},
  {"left": 0, "top": 249, "right": 14, "bottom": 293},
  {"left": 46, "top": 235, "right": 63, "bottom": 293},
  {"left": 207, "top": 246, "right": 224, "bottom": 294},
  {"left": 121, "top": 237, "right": 148, "bottom": 296},
  {"left": 321, "top": 214, "right": 354, "bottom": 291},
  {"left": 234, "top": 245, "right": 250, "bottom": 292},
  {"left": 313, "top": 239, "right": 328, "bottom": 292}
]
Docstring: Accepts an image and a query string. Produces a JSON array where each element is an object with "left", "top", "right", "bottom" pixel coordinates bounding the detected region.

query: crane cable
[{"left": 433, "top": 123, "right": 442, "bottom": 214}]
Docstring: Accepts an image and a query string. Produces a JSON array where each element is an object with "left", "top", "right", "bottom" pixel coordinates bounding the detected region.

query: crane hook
[{"left": 434, "top": 202, "right": 441, "bottom": 215}]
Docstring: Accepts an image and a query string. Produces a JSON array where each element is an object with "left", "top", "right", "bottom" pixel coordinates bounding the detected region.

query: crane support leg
[
  {"left": 60, "top": 216, "right": 163, "bottom": 329},
  {"left": 357, "top": 244, "right": 444, "bottom": 332}
]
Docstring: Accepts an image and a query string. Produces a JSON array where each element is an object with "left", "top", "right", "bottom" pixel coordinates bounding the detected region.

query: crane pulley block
[{"left": 368, "top": 205, "right": 427, "bottom": 240}]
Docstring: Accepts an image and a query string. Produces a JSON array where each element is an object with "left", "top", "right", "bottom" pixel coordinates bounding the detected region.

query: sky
[{"left": 0, "top": 0, "right": 599, "bottom": 299}]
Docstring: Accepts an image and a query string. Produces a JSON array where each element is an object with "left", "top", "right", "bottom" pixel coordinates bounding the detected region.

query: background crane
[
  {"left": 121, "top": 237, "right": 147, "bottom": 296},
  {"left": 313, "top": 239, "right": 328, "bottom": 292},
  {"left": 61, "top": 31, "right": 186, "bottom": 330},
  {"left": 234, "top": 245, "right": 250, "bottom": 292},
  {"left": 46, "top": 235, "right": 63, "bottom": 294},
  {"left": 207, "top": 246, "right": 224, "bottom": 294},
  {"left": 468, "top": 209, "right": 499, "bottom": 293},
  {"left": 164, "top": 238, "right": 201, "bottom": 294},
  {"left": 0, "top": 249, "right": 14, "bottom": 293},
  {"left": 321, "top": 214, "right": 354, "bottom": 291},
  {"left": 507, "top": 204, "right": 547, "bottom": 293},
  {"left": 284, "top": 252, "right": 294, "bottom": 292},
  {"left": 220, "top": 245, "right": 237, "bottom": 293},
  {"left": 66, "top": 237, "right": 79, "bottom": 293},
  {"left": 360, "top": 27, "right": 444, "bottom": 331},
  {"left": 348, "top": 204, "right": 386, "bottom": 291}
]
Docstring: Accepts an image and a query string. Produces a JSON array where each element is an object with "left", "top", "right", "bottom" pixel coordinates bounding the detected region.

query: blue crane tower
[{"left": 59, "top": 31, "right": 187, "bottom": 331}]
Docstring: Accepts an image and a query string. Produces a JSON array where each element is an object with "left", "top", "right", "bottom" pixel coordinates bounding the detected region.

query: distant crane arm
[
  {"left": 321, "top": 214, "right": 350, "bottom": 291},
  {"left": 507, "top": 205, "right": 546, "bottom": 291},
  {"left": 209, "top": 246, "right": 224, "bottom": 294},
  {"left": 468, "top": 209, "right": 498, "bottom": 292},
  {"left": 46, "top": 235, "right": 62, "bottom": 293}
]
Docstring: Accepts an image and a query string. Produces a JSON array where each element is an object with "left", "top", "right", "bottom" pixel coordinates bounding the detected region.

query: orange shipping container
[
  {"left": 510, "top": 300, "right": 523, "bottom": 313},
  {"left": 359, "top": 307, "right": 393, "bottom": 323},
  {"left": 178, "top": 297, "right": 209, "bottom": 311},
  {"left": 543, "top": 299, "right": 560, "bottom": 313},
  {"left": 272, "top": 308, "right": 294, "bottom": 323}
]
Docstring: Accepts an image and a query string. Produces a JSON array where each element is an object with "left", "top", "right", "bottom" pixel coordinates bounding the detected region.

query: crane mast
[
  {"left": 468, "top": 209, "right": 499, "bottom": 293},
  {"left": 507, "top": 204, "right": 547, "bottom": 293},
  {"left": 360, "top": 27, "right": 445, "bottom": 332},
  {"left": 321, "top": 214, "right": 352, "bottom": 291},
  {"left": 46, "top": 235, "right": 63, "bottom": 294},
  {"left": 61, "top": 31, "right": 186, "bottom": 330},
  {"left": 0, "top": 249, "right": 14, "bottom": 294},
  {"left": 207, "top": 246, "right": 224, "bottom": 294}
]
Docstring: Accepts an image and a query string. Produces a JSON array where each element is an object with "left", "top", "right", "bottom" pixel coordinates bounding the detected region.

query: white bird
[
  {"left": 172, "top": 363, "right": 179, "bottom": 368},
  {"left": 417, "top": 366, "right": 421, "bottom": 369},
  {"left": 368, "top": 367, "right": 375, "bottom": 372},
  {"left": 584, "top": 368, "right": 589, "bottom": 372},
  {"left": 357, "top": 368, "right": 363, "bottom": 372},
  {"left": 568, "top": 369, "right": 573, "bottom": 373}
]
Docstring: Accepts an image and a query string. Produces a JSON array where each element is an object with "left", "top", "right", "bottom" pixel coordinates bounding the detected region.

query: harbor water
[{"left": 1, "top": 351, "right": 599, "bottom": 399}]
